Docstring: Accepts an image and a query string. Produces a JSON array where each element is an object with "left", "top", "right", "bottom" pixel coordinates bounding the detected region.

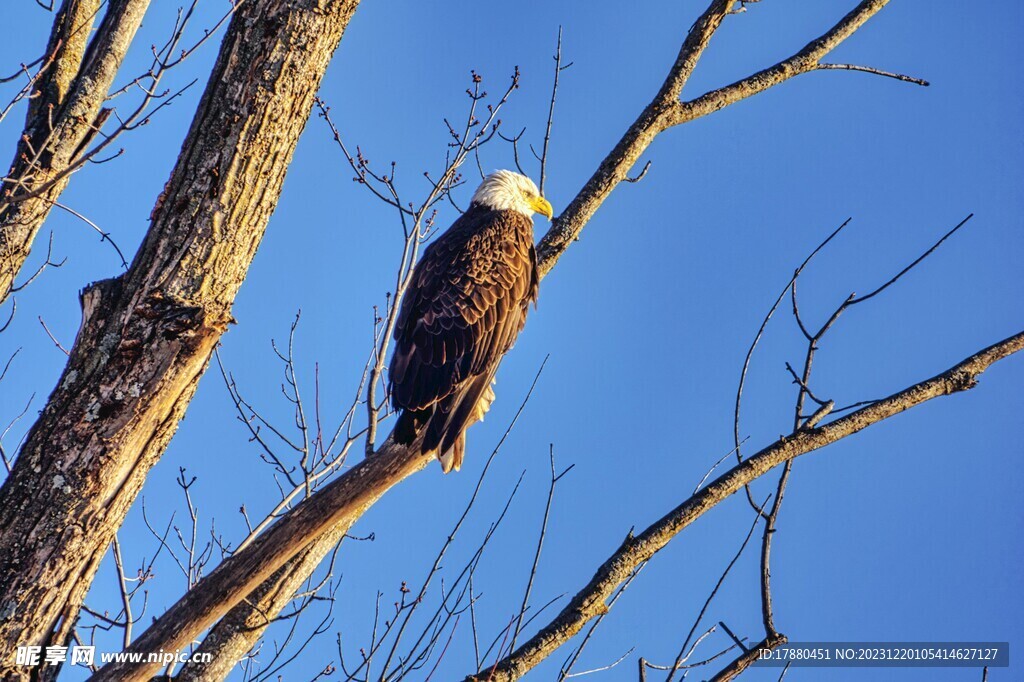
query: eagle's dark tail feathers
[
  {"left": 435, "top": 372, "right": 496, "bottom": 472},
  {"left": 394, "top": 372, "right": 495, "bottom": 474}
]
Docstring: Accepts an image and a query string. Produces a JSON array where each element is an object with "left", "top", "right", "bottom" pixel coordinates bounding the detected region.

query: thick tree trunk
[
  {"left": 0, "top": 0, "right": 361, "bottom": 676},
  {"left": 0, "top": 0, "right": 149, "bottom": 302}
]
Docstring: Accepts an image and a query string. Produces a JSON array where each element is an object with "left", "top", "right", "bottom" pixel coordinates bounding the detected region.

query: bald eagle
[{"left": 389, "top": 170, "right": 553, "bottom": 473}]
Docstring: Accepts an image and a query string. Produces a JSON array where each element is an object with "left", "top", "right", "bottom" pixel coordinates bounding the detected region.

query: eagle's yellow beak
[{"left": 530, "top": 196, "right": 554, "bottom": 221}]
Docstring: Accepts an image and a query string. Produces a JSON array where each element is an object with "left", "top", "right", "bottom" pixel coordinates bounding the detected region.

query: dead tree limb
[
  {"left": 92, "top": 436, "right": 430, "bottom": 682},
  {"left": 0, "top": 0, "right": 149, "bottom": 302},
  {"left": 0, "top": 0, "right": 362, "bottom": 677},
  {"left": 467, "top": 330, "right": 1024, "bottom": 680},
  {"left": 174, "top": 526, "right": 349, "bottom": 682},
  {"left": 536, "top": 0, "right": 904, "bottom": 276},
  {"left": 707, "top": 633, "right": 788, "bottom": 682}
]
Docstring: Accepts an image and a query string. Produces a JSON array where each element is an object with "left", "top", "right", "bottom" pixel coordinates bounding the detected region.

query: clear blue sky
[{"left": 1, "top": 1, "right": 1021, "bottom": 680}]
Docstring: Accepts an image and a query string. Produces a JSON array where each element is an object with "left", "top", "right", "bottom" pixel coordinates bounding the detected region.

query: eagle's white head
[{"left": 470, "top": 170, "right": 554, "bottom": 221}]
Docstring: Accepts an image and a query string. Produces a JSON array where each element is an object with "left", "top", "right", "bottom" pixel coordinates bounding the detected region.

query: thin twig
[
  {"left": 733, "top": 218, "right": 851, "bottom": 515},
  {"left": 510, "top": 444, "right": 571, "bottom": 652},
  {"left": 37, "top": 315, "right": 69, "bottom": 355},
  {"left": 665, "top": 495, "right": 769, "bottom": 682},
  {"left": 815, "top": 62, "right": 929, "bottom": 86},
  {"left": 539, "top": 26, "right": 570, "bottom": 195}
]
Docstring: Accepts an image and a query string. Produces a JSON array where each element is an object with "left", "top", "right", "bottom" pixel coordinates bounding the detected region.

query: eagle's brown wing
[{"left": 389, "top": 205, "right": 538, "bottom": 462}]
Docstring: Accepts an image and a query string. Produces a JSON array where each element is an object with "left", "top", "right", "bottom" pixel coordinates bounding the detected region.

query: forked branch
[
  {"left": 468, "top": 330, "right": 1024, "bottom": 680},
  {"left": 535, "top": 0, "right": 923, "bottom": 277}
]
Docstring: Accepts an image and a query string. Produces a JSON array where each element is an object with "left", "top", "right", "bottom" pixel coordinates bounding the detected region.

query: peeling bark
[
  {"left": 94, "top": 435, "right": 429, "bottom": 682},
  {"left": 0, "top": 0, "right": 362, "bottom": 677},
  {"left": 0, "top": 0, "right": 149, "bottom": 302},
  {"left": 174, "top": 527, "right": 347, "bottom": 682}
]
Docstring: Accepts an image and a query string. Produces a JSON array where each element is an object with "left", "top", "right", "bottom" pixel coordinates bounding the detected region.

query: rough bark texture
[
  {"left": 175, "top": 528, "right": 347, "bottom": 682},
  {"left": 0, "top": 0, "right": 149, "bottom": 302},
  {"left": 535, "top": 0, "right": 890, "bottom": 276},
  {"left": 93, "top": 435, "right": 428, "bottom": 682},
  {"left": 468, "top": 330, "right": 1024, "bottom": 680},
  {"left": 27, "top": 0, "right": 101, "bottom": 126},
  {"left": 0, "top": 0, "right": 361, "bottom": 676},
  {"left": 708, "top": 634, "right": 788, "bottom": 682}
]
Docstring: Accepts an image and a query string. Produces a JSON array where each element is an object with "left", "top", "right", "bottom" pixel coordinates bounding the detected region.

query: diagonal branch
[
  {"left": 467, "top": 330, "right": 1024, "bottom": 680},
  {"left": 24, "top": 0, "right": 103, "bottom": 126},
  {"left": 814, "top": 63, "right": 929, "bottom": 86},
  {"left": 707, "top": 632, "right": 788, "bottom": 682},
  {"left": 0, "top": 0, "right": 150, "bottom": 303},
  {"left": 667, "top": 0, "right": 903, "bottom": 127},
  {"left": 534, "top": 0, "right": 736, "bottom": 274},
  {"left": 175, "top": 359, "right": 548, "bottom": 682},
  {"left": 536, "top": 0, "right": 906, "bottom": 277}
]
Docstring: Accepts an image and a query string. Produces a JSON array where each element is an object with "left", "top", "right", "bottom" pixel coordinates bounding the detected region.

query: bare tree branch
[
  {"left": 734, "top": 218, "right": 852, "bottom": 516},
  {"left": 511, "top": 445, "right": 568, "bottom": 653},
  {"left": 665, "top": 496, "right": 768, "bottom": 682},
  {"left": 538, "top": 26, "right": 569, "bottom": 196},
  {"left": 113, "top": 355, "right": 546, "bottom": 681},
  {"left": 814, "top": 62, "right": 929, "bottom": 86},
  {"left": 707, "top": 632, "right": 788, "bottom": 682},
  {"left": 467, "top": 330, "right": 1024, "bottom": 680},
  {"left": 0, "top": 0, "right": 149, "bottom": 302},
  {"left": 535, "top": 0, "right": 903, "bottom": 277}
]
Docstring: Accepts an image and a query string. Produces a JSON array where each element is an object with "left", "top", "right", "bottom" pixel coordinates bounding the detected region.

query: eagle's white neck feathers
[{"left": 471, "top": 170, "right": 543, "bottom": 218}]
